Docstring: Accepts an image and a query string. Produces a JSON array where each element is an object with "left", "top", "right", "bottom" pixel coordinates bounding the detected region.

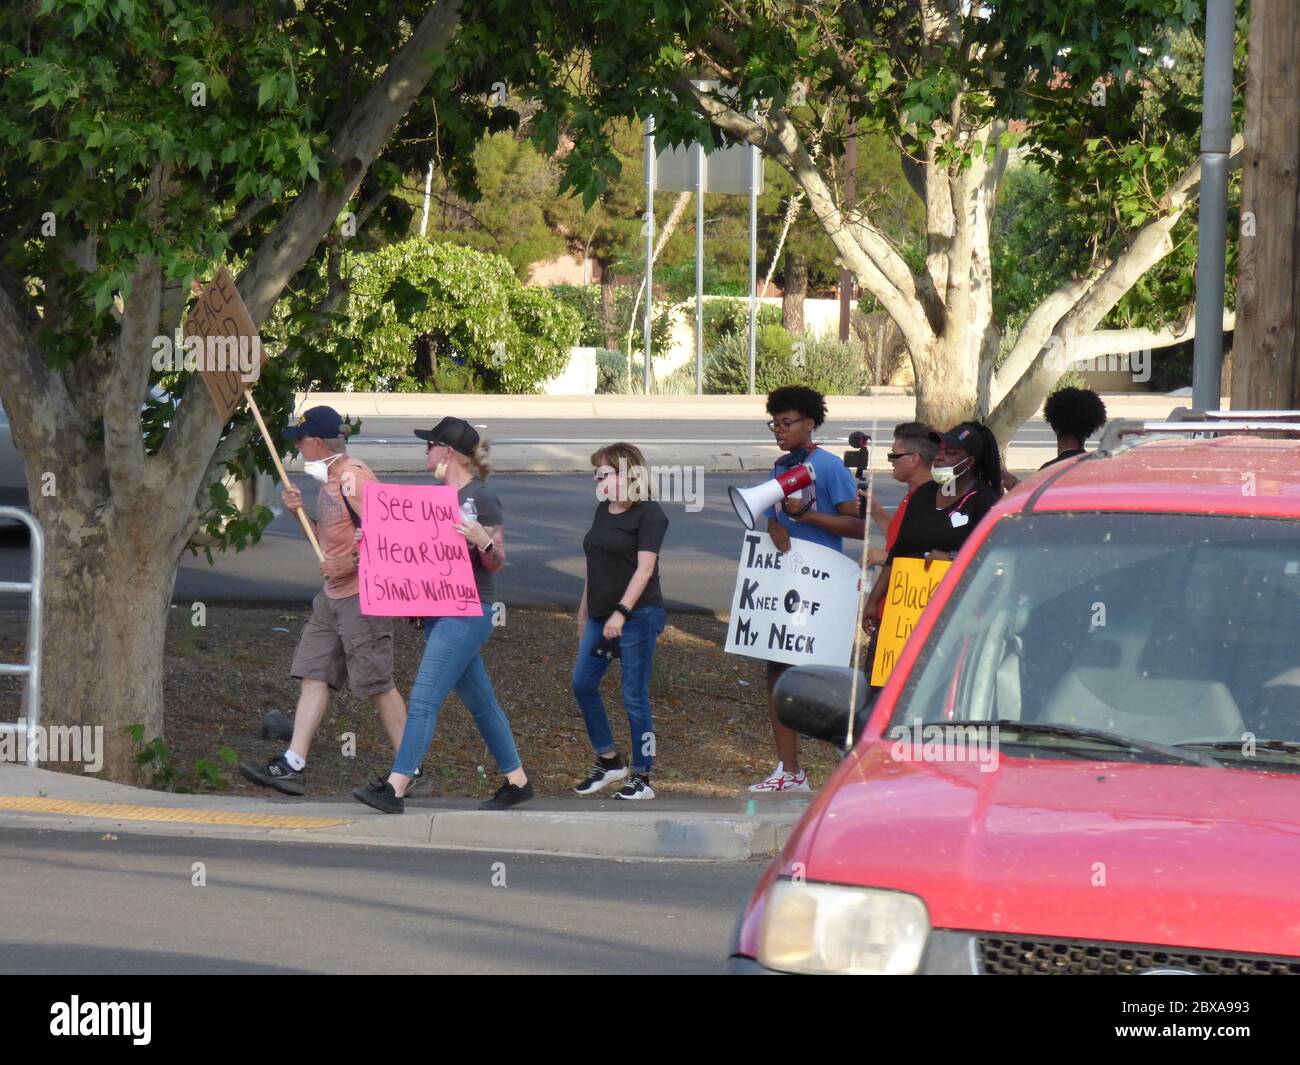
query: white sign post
[{"left": 725, "top": 532, "right": 860, "bottom": 667}]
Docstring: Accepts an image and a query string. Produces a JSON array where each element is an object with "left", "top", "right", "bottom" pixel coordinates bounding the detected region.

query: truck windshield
[{"left": 889, "top": 513, "right": 1300, "bottom": 758}]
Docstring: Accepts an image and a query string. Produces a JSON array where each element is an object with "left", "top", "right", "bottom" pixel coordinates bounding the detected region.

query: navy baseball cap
[
  {"left": 414, "top": 416, "right": 480, "bottom": 455},
  {"left": 283, "top": 405, "right": 345, "bottom": 441},
  {"left": 930, "top": 422, "right": 985, "bottom": 457}
]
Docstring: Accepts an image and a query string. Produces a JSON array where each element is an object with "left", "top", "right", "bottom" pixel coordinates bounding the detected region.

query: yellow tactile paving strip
[{"left": 0, "top": 796, "right": 349, "bottom": 829}]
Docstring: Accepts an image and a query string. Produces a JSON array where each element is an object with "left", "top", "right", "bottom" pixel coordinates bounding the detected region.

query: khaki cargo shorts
[{"left": 290, "top": 592, "right": 395, "bottom": 698}]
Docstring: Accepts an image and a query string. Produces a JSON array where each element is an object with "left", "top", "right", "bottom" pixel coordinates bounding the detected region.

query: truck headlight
[{"left": 757, "top": 879, "right": 930, "bottom": 974}]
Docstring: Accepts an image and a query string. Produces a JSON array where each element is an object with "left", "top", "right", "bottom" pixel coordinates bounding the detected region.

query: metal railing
[{"left": 0, "top": 508, "right": 43, "bottom": 768}]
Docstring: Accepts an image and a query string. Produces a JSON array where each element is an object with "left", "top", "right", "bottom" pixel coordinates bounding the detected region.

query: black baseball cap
[
  {"left": 929, "top": 422, "right": 985, "bottom": 457},
  {"left": 414, "top": 416, "right": 480, "bottom": 456},
  {"left": 283, "top": 405, "right": 345, "bottom": 441}
]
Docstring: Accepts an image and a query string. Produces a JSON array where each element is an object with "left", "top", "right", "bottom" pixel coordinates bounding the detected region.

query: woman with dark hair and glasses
[{"left": 571, "top": 442, "right": 669, "bottom": 801}]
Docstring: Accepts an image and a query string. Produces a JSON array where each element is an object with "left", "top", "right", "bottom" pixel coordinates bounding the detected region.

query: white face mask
[
  {"left": 932, "top": 456, "right": 971, "bottom": 494},
  {"left": 304, "top": 453, "right": 342, "bottom": 483}
]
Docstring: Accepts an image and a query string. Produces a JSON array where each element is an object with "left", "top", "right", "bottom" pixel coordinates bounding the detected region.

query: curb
[{"left": 0, "top": 768, "right": 799, "bottom": 862}]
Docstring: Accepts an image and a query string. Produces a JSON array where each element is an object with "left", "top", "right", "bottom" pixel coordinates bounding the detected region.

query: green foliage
[
  {"left": 701, "top": 298, "right": 782, "bottom": 351},
  {"left": 549, "top": 284, "right": 606, "bottom": 347},
  {"left": 702, "top": 329, "right": 866, "bottom": 395},
  {"left": 309, "top": 240, "right": 581, "bottom": 393},
  {"left": 123, "top": 726, "right": 236, "bottom": 793}
]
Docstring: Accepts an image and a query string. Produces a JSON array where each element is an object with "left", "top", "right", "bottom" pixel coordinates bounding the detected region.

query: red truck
[{"left": 730, "top": 417, "right": 1300, "bottom": 975}]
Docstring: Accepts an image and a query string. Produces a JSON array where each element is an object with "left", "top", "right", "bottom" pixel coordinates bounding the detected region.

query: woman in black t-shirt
[
  {"left": 571, "top": 442, "right": 669, "bottom": 801},
  {"left": 865, "top": 421, "right": 1003, "bottom": 631}
]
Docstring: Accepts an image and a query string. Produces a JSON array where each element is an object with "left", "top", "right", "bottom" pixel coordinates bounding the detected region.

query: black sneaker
[
  {"left": 479, "top": 778, "right": 534, "bottom": 810},
  {"left": 613, "top": 773, "right": 655, "bottom": 801},
  {"left": 352, "top": 777, "right": 405, "bottom": 814},
  {"left": 238, "top": 755, "right": 305, "bottom": 796},
  {"left": 574, "top": 756, "right": 628, "bottom": 796}
]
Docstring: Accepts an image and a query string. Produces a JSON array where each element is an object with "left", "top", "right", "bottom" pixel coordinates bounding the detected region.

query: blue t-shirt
[{"left": 766, "top": 444, "right": 857, "bottom": 553}]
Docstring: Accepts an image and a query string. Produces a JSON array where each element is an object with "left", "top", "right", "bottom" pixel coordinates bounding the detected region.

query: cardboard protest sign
[
  {"left": 870, "top": 556, "right": 952, "bottom": 686},
  {"left": 183, "top": 266, "right": 266, "bottom": 423},
  {"left": 357, "top": 482, "right": 482, "bottom": 617},
  {"left": 725, "top": 532, "right": 859, "bottom": 667}
]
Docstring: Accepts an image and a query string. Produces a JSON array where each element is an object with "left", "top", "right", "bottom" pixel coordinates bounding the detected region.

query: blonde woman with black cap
[{"left": 352, "top": 417, "right": 532, "bottom": 813}]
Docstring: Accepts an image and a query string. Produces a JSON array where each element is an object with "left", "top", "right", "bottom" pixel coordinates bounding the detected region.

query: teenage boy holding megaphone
[{"left": 747, "top": 386, "right": 860, "bottom": 794}]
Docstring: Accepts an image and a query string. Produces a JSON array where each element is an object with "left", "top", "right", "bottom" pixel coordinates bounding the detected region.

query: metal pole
[
  {"left": 695, "top": 140, "right": 705, "bottom": 395},
  {"left": 644, "top": 115, "right": 655, "bottom": 394},
  {"left": 1192, "top": 0, "right": 1235, "bottom": 411},
  {"left": 748, "top": 122, "right": 758, "bottom": 396},
  {"left": 420, "top": 159, "right": 433, "bottom": 238}
]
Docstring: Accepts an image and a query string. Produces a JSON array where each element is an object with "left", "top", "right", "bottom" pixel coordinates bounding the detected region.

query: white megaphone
[{"left": 728, "top": 463, "right": 816, "bottom": 530}]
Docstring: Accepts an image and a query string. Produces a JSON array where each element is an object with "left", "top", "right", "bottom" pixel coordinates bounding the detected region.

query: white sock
[{"left": 283, "top": 750, "right": 306, "bottom": 771}]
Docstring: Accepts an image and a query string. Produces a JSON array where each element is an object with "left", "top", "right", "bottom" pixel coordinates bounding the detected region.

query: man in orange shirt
[{"left": 238, "top": 406, "right": 409, "bottom": 795}]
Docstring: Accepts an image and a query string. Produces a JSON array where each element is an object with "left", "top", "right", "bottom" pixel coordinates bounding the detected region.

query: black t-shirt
[
  {"left": 583, "top": 500, "right": 669, "bottom": 618},
  {"left": 458, "top": 479, "right": 503, "bottom": 602},
  {"left": 886, "top": 480, "right": 1000, "bottom": 564},
  {"left": 1039, "top": 447, "right": 1086, "bottom": 470}
]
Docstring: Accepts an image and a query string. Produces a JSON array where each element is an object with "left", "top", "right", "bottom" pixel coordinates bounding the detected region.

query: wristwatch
[
  {"left": 478, "top": 539, "right": 494, "bottom": 555},
  {"left": 612, "top": 603, "right": 631, "bottom": 619}
]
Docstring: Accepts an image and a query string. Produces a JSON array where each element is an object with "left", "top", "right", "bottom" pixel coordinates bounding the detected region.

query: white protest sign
[{"left": 725, "top": 532, "right": 859, "bottom": 667}]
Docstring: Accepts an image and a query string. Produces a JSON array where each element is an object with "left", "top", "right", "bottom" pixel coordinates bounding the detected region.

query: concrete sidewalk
[
  {"left": 0, "top": 763, "right": 806, "bottom": 862},
  {"left": 295, "top": 390, "right": 1200, "bottom": 474}
]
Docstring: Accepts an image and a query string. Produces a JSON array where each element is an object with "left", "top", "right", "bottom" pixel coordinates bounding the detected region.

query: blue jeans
[
  {"left": 392, "top": 606, "right": 522, "bottom": 777},
  {"left": 571, "top": 605, "right": 666, "bottom": 774}
]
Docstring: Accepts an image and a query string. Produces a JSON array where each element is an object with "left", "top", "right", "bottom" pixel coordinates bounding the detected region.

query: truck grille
[{"left": 977, "top": 935, "right": 1300, "bottom": 975}]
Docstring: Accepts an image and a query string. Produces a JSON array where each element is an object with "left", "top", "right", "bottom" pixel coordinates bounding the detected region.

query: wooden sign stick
[{"left": 243, "top": 389, "right": 325, "bottom": 562}]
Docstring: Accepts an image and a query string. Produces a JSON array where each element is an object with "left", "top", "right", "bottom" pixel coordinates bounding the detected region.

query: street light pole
[{"left": 1192, "top": 0, "right": 1235, "bottom": 411}]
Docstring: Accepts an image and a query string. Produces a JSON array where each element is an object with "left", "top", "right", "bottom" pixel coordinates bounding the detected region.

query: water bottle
[{"left": 460, "top": 497, "right": 477, "bottom": 527}]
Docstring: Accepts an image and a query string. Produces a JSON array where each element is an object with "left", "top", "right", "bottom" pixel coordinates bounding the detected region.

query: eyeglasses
[
  {"left": 766, "top": 418, "right": 808, "bottom": 432},
  {"left": 886, "top": 451, "right": 917, "bottom": 462},
  {"left": 593, "top": 469, "right": 615, "bottom": 482}
]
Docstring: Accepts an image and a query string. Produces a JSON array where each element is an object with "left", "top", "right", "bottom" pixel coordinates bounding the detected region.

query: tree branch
[{"left": 159, "top": 0, "right": 463, "bottom": 509}]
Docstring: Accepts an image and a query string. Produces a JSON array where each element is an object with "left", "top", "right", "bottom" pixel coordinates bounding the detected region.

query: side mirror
[{"left": 773, "top": 665, "right": 875, "bottom": 748}]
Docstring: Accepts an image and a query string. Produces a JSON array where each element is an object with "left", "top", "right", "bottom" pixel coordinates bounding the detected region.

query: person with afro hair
[{"left": 1002, "top": 386, "right": 1108, "bottom": 490}]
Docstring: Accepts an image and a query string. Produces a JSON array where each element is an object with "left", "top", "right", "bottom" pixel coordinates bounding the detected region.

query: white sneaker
[
  {"left": 613, "top": 773, "right": 655, "bottom": 800},
  {"left": 748, "top": 763, "right": 811, "bottom": 793}
]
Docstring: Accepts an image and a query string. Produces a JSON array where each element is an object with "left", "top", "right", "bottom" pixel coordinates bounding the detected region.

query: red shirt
[{"left": 884, "top": 487, "right": 917, "bottom": 553}]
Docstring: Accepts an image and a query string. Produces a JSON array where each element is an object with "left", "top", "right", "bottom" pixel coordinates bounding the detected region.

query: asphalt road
[
  {"left": 351, "top": 414, "right": 1060, "bottom": 447},
  {"left": 0, "top": 472, "right": 908, "bottom": 614},
  {"left": 0, "top": 825, "right": 760, "bottom": 974}
]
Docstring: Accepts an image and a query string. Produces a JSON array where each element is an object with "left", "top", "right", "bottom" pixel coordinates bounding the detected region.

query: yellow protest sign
[{"left": 870, "top": 556, "right": 952, "bottom": 686}]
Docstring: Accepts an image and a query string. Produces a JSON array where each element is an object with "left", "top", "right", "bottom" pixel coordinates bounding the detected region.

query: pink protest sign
[{"left": 358, "top": 481, "right": 482, "bottom": 617}]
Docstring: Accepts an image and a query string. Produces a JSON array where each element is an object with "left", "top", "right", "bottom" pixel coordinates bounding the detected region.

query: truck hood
[{"left": 804, "top": 741, "right": 1300, "bottom": 957}]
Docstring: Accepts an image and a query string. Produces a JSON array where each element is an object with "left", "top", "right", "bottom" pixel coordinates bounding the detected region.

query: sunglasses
[{"left": 886, "top": 451, "right": 917, "bottom": 462}]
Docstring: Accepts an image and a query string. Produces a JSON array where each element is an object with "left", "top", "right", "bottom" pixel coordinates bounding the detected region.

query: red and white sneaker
[{"left": 747, "top": 763, "right": 811, "bottom": 793}]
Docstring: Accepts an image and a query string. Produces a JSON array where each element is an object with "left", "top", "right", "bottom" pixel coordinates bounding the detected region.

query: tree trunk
[
  {"left": 1231, "top": 0, "right": 1300, "bottom": 408},
  {"left": 600, "top": 263, "right": 617, "bottom": 349},
  {"left": 38, "top": 523, "right": 175, "bottom": 783},
  {"left": 782, "top": 252, "right": 807, "bottom": 334},
  {"left": 912, "top": 336, "right": 981, "bottom": 431}
]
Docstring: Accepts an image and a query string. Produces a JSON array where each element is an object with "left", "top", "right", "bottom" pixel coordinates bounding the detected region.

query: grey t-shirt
[{"left": 458, "top": 479, "right": 502, "bottom": 603}]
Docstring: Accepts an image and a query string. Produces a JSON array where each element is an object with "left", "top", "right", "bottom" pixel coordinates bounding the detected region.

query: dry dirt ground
[{"left": 0, "top": 605, "right": 840, "bottom": 798}]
